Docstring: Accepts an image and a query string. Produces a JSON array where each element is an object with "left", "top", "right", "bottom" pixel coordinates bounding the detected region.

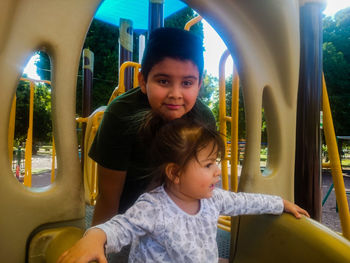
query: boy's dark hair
[
  {"left": 141, "top": 113, "right": 224, "bottom": 188},
  {"left": 141, "top": 27, "right": 204, "bottom": 81}
]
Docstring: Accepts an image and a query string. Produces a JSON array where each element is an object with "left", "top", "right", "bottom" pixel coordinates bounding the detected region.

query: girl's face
[
  {"left": 176, "top": 142, "right": 221, "bottom": 200},
  {"left": 139, "top": 58, "right": 201, "bottom": 120}
]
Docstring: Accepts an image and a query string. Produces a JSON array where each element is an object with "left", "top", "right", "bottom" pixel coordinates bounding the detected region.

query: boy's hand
[
  {"left": 283, "top": 199, "right": 310, "bottom": 219},
  {"left": 57, "top": 228, "right": 107, "bottom": 263}
]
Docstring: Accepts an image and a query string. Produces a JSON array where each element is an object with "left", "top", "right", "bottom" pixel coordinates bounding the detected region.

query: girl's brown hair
[{"left": 141, "top": 113, "right": 225, "bottom": 187}]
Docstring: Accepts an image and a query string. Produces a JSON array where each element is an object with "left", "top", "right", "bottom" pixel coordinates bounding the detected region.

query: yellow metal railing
[
  {"left": 218, "top": 50, "right": 240, "bottom": 192},
  {"left": 218, "top": 50, "right": 240, "bottom": 232},
  {"left": 108, "top": 62, "right": 141, "bottom": 104},
  {"left": 322, "top": 74, "right": 350, "bottom": 239},
  {"left": 8, "top": 78, "right": 55, "bottom": 187},
  {"left": 77, "top": 114, "right": 102, "bottom": 205},
  {"left": 219, "top": 50, "right": 231, "bottom": 191},
  {"left": 8, "top": 96, "right": 17, "bottom": 164},
  {"left": 51, "top": 137, "right": 56, "bottom": 183},
  {"left": 184, "top": 15, "right": 202, "bottom": 31},
  {"left": 23, "top": 81, "right": 35, "bottom": 187}
]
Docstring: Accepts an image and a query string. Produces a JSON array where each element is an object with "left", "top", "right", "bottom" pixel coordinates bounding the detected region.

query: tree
[
  {"left": 35, "top": 51, "right": 51, "bottom": 81},
  {"left": 15, "top": 80, "right": 52, "bottom": 151},
  {"left": 78, "top": 19, "right": 120, "bottom": 114},
  {"left": 199, "top": 72, "right": 217, "bottom": 107},
  {"left": 323, "top": 8, "right": 350, "bottom": 136}
]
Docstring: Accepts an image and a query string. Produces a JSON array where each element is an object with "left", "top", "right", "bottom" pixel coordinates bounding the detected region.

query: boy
[{"left": 89, "top": 27, "right": 216, "bottom": 225}]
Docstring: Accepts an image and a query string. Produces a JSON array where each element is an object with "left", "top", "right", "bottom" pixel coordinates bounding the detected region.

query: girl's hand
[
  {"left": 57, "top": 228, "right": 107, "bottom": 263},
  {"left": 283, "top": 199, "right": 310, "bottom": 219}
]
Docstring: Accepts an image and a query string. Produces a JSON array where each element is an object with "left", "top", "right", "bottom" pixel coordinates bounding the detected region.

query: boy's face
[{"left": 139, "top": 58, "right": 201, "bottom": 120}]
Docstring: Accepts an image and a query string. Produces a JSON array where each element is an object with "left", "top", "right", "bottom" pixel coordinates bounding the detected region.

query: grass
[{"left": 342, "top": 159, "right": 350, "bottom": 168}]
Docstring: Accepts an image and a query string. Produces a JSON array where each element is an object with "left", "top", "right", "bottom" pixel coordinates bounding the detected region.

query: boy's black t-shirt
[{"left": 89, "top": 87, "right": 216, "bottom": 213}]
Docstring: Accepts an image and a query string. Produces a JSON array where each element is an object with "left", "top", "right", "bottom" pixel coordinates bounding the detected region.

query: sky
[{"left": 24, "top": 0, "right": 350, "bottom": 80}]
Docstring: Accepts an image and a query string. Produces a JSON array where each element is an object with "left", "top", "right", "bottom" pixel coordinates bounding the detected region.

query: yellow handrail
[
  {"left": 219, "top": 49, "right": 231, "bottom": 191},
  {"left": 322, "top": 74, "right": 350, "bottom": 239},
  {"left": 51, "top": 137, "right": 56, "bottom": 183},
  {"left": 108, "top": 61, "right": 141, "bottom": 104},
  {"left": 184, "top": 15, "right": 202, "bottom": 31},
  {"left": 8, "top": 96, "right": 16, "bottom": 164},
  {"left": 218, "top": 50, "right": 241, "bottom": 232},
  {"left": 23, "top": 81, "right": 35, "bottom": 187},
  {"left": 230, "top": 64, "right": 240, "bottom": 192}
]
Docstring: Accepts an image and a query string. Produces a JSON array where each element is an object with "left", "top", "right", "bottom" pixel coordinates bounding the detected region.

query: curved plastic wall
[
  {"left": 1, "top": 1, "right": 349, "bottom": 262},
  {"left": 0, "top": 1, "right": 102, "bottom": 262}
]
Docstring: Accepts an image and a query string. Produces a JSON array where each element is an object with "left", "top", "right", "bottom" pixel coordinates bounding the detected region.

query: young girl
[{"left": 58, "top": 117, "right": 309, "bottom": 263}]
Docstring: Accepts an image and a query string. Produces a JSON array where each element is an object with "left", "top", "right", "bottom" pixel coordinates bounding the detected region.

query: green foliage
[
  {"left": 323, "top": 7, "right": 350, "bottom": 136},
  {"left": 35, "top": 51, "right": 51, "bottom": 81},
  {"left": 199, "top": 73, "right": 217, "bottom": 108},
  {"left": 15, "top": 80, "right": 52, "bottom": 146},
  {"left": 77, "top": 19, "right": 120, "bottom": 114},
  {"left": 211, "top": 75, "right": 246, "bottom": 140}
]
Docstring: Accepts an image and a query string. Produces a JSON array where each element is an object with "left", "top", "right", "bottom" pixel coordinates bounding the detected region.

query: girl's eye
[{"left": 205, "top": 163, "right": 213, "bottom": 168}]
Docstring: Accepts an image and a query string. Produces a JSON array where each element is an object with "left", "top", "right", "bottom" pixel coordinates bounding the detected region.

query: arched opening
[{"left": 9, "top": 51, "right": 55, "bottom": 188}]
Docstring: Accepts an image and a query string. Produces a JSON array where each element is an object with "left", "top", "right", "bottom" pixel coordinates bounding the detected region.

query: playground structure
[{"left": 1, "top": 0, "right": 350, "bottom": 262}]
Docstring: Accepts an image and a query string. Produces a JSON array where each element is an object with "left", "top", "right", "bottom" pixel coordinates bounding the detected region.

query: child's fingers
[
  {"left": 291, "top": 208, "right": 302, "bottom": 219},
  {"left": 296, "top": 206, "right": 310, "bottom": 218},
  {"left": 283, "top": 200, "right": 310, "bottom": 219}
]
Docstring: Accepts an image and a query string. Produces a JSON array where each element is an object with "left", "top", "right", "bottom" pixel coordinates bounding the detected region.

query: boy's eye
[
  {"left": 183, "top": 80, "right": 193, "bottom": 86},
  {"left": 158, "top": 79, "right": 169, "bottom": 85}
]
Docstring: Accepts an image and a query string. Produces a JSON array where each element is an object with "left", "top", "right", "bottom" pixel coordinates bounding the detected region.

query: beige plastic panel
[
  {"left": 187, "top": 0, "right": 299, "bottom": 200},
  {"left": 2, "top": 0, "right": 349, "bottom": 262},
  {"left": 0, "top": 0, "right": 102, "bottom": 262}
]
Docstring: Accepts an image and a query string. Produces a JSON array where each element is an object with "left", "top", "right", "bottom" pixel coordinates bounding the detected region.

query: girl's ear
[
  {"left": 165, "top": 163, "right": 180, "bottom": 184},
  {"left": 138, "top": 72, "right": 147, "bottom": 94}
]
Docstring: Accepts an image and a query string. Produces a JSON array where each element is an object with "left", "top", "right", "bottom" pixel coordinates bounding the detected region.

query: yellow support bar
[
  {"left": 24, "top": 81, "right": 35, "bottom": 187},
  {"left": 230, "top": 66, "right": 240, "bottom": 192},
  {"left": 219, "top": 50, "right": 231, "bottom": 190},
  {"left": 75, "top": 117, "right": 89, "bottom": 123},
  {"left": 184, "top": 15, "right": 202, "bottom": 31},
  {"left": 20, "top": 77, "right": 51, "bottom": 85},
  {"left": 322, "top": 74, "right": 350, "bottom": 239},
  {"left": 8, "top": 95, "right": 16, "bottom": 165},
  {"left": 108, "top": 61, "right": 141, "bottom": 104},
  {"left": 218, "top": 223, "right": 231, "bottom": 232},
  {"left": 51, "top": 137, "right": 56, "bottom": 183},
  {"left": 218, "top": 217, "right": 231, "bottom": 227},
  {"left": 218, "top": 50, "right": 240, "bottom": 193},
  {"left": 118, "top": 62, "right": 141, "bottom": 94}
]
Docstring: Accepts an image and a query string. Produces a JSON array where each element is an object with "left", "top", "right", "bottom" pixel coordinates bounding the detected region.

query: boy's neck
[{"left": 164, "top": 184, "right": 200, "bottom": 215}]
